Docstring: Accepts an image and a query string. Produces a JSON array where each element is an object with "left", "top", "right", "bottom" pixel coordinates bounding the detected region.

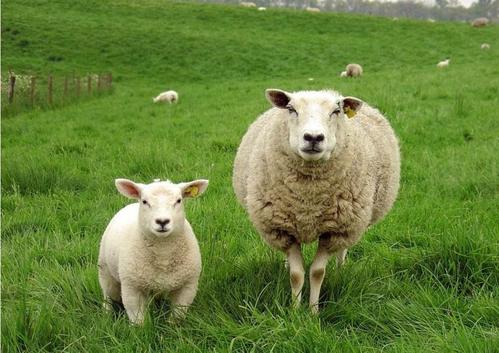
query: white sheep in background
[
  {"left": 437, "top": 58, "right": 450, "bottom": 68},
  {"left": 233, "top": 89, "right": 400, "bottom": 313},
  {"left": 258, "top": 7, "right": 266, "bottom": 11},
  {"left": 153, "top": 90, "right": 178, "bottom": 104},
  {"left": 481, "top": 43, "right": 490, "bottom": 50},
  {"left": 240, "top": 1, "right": 257, "bottom": 7},
  {"left": 340, "top": 71, "right": 347, "bottom": 78},
  {"left": 98, "top": 178, "right": 209, "bottom": 325},
  {"left": 471, "top": 17, "right": 489, "bottom": 27},
  {"left": 306, "top": 7, "right": 321, "bottom": 12},
  {"left": 345, "top": 63, "right": 363, "bottom": 77}
]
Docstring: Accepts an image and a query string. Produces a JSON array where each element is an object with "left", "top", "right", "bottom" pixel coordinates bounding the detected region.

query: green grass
[{"left": 2, "top": 0, "right": 499, "bottom": 352}]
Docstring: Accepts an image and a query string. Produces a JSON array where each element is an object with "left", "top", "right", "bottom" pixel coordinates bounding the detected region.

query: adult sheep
[
  {"left": 233, "top": 89, "right": 400, "bottom": 313},
  {"left": 346, "top": 63, "right": 363, "bottom": 77},
  {"left": 471, "top": 17, "right": 489, "bottom": 27}
]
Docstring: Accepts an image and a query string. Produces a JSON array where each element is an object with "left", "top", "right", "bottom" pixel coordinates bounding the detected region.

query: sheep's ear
[
  {"left": 342, "top": 97, "right": 363, "bottom": 118},
  {"left": 180, "top": 179, "right": 209, "bottom": 198},
  {"left": 115, "top": 179, "right": 142, "bottom": 199},
  {"left": 265, "top": 89, "right": 292, "bottom": 108}
]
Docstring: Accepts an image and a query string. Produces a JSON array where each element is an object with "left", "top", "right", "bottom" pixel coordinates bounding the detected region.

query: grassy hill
[{"left": 1, "top": 1, "right": 498, "bottom": 352}]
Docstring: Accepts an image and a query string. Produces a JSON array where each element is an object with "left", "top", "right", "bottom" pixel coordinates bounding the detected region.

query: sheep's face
[
  {"left": 266, "top": 89, "right": 362, "bottom": 162},
  {"left": 115, "top": 179, "right": 209, "bottom": 238}
]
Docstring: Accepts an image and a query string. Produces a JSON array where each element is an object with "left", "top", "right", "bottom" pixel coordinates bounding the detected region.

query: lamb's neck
[{"left": 141, "top": 227, "right": 187, "bottom": 252}]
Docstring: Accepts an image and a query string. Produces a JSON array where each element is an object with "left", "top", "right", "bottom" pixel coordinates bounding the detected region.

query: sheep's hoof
[{"left": 310, "top": 304, "right": 319, "bottom": 315}]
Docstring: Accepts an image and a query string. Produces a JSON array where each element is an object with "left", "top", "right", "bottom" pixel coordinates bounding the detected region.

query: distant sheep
[
  {"left": 340, "top": 71, "right": 347, "bottom": 78},
  {"left": 258, "top": 7, "right": 266, "bottom": 11},
  {"left": 437, "top": 59, "right": 450, "bottom": 68},
  {"left": 99, "top": 178, "right": 209, "bottom": 324},
  {"left": 481, "top": 43, "right": 490, "bottom": 50},
  {"left": 345, "top": 63, "right": 363, "bottom": 77},
  {"left": 240, "top": 1, "right": 257, "bottom": 7},
  {"left": 233, "top": 89, "right": 400, "bottom": 313},
  {"left": 471, "top": 17, "right": 489, "bottom": 27},
  {"left": 153, "top": 90, "right": 178, "bottom": 104},
  {"left": 306, "top": 7, "right": 321, "bottom": 12}
]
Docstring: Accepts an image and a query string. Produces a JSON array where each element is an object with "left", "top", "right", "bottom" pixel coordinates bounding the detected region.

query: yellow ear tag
[
  {"left": 345, "top": 107, "right": 356, "bottom": 119},
  {"left": 186, "top": 185, "right": 199, "bottom": 197}
]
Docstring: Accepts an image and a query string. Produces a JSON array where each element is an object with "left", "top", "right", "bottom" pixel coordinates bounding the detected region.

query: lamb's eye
[
  {"left": 176, "top": 198, "right": 181, "bottom": 204},
  {"left": 286, "top": 105, "right": 298, "bottom": 116},
  {"left": 142, "top": 200, "right": 148, "bottom": 205}
]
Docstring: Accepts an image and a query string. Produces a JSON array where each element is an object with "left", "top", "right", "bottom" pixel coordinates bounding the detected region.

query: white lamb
[
  {"left": 98, "top": 178, "right": 209, "bottom": 325},
  {"left": 481, "top": 43, "right": 490, "bottom": 50},
  {"left": 153, "top": 90, "right": 178, "bottom": 104},
  {"left": 233, "top": 89, "right": 400, "bottom": 313},
  {"left": 340, "top": 71, "right": 347, "bottom": 78},
  {"left": 437, "top": 59, "right": 450, "bottom": 68}
]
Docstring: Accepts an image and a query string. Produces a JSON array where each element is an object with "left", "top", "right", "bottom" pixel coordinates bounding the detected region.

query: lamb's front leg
[
  {"left": 286, "top": 242, "right": 305, "bottom": 308},
  {"left": 122, "top": 283, "right": 147, "bottom": 325},
  {"left": 168, "top": 282, "right": 198, "bottom": 321}
]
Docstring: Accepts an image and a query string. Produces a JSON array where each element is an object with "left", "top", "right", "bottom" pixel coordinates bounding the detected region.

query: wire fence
[{"left": 1, "top": 70, "right": 113, "bottom": 117}]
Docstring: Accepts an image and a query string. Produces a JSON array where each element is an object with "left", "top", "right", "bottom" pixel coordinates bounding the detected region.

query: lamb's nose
[
  {"left": 303, "top": 133, "right": 325, "bottom": 143},
  {"left": 155, "top": 219, "right": 170, "bottom": 227}
]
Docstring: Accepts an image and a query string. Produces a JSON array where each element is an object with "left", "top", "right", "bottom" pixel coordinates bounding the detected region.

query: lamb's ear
[
  {"left": 265, "top": 89, "right": 292, "bottom": 108},
  {"left": 180, "top": 179, "right": 209, "bottom": 198},
  {"left": 342, "top": 96, "right": 363, "bottom": 118},
  {"left": 115, "top": 179, "right": 142, "bottom": 199}
]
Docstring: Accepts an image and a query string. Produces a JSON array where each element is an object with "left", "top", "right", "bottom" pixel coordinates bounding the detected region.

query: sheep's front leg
[
  {"left": 335, "top": 248, "right": 348, "bottom": 268},
  {"left": 168, "top": 283, "right": 198, "bottom": 321},
  {"left": 122, "top": 284, "right": 147, "bottom": 325},
  {"left": 286, "top": 242, "right": 305, "bottom": 308},
  {"left": 309, "top": 243, "right": 333, "bottom": 314}
]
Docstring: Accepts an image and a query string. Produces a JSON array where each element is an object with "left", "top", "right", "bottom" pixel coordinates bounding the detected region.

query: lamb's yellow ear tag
[
  {"left": 345, "top": 107, "right": 356, "bottom": 118},
  {"left": 185, "top": 185, "right": 199, "bottom": 197}
]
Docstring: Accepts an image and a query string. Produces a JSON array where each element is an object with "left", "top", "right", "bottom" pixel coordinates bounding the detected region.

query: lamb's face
[
  {"left": 265, "top": 89, "right": 362, "bottom": 162},
  {"left": 115, "top": 178, "right": 209, "bottom": 238},
  {"left": 137, "top": 183, "right": 186, "bottom": 237}
]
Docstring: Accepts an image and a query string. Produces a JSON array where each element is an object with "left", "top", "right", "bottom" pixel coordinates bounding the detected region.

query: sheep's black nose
[
  {"left": 155, "top": 219, "right": 170, "bottom": 227},
  {"left": 303, "top": 133, "right": 324, "bottom": 143}
]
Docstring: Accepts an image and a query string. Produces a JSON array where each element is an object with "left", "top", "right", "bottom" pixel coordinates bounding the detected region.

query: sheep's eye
[
  {"left": 330, "top": 108, "right": 341, "bottom": 117},
  {"left": 176, "top": 198, "right": 182, "bottom": 204},
  {"left": 286, "top": 105, "right": 297, "bottom": 116},
  {"left": 142, "top": 200, "right": 148, "bottom": 205}
]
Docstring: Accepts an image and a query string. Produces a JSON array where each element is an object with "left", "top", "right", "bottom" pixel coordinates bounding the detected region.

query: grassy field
[{"left": 2, "top": 0, "right": 498, "bottom": 352}]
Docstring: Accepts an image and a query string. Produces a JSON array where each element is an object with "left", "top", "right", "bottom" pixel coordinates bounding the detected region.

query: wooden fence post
[
  {"left": 97, "top": 74, "right": 102, "bottom": 90},
  {"left": 48, "top": 74, "right": 53, "bottom": 105},
  {"left": 30, "top": 76, "right": 36, "bottom": 106},
  {"left": 8, "top": 71, "right": 16, "bottom": 104},
  {"left": 87, "top": 75, "right": 92, "bottom": 94}
]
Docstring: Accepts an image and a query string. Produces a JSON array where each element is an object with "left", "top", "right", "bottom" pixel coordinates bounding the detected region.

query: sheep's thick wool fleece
[{"left": 233, "top": 103, "right": 400, "bottom": 252}]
